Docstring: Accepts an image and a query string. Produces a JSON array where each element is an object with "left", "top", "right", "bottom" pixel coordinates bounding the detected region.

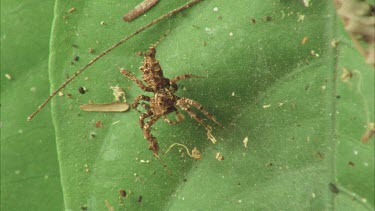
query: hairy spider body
[{"left": 120, "top": 46, "right": 221, "bottom": 156}]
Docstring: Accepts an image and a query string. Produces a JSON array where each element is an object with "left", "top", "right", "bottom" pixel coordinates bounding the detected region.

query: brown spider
[{"left": 119, "top": 46, "right": 222, "bottom": 156}]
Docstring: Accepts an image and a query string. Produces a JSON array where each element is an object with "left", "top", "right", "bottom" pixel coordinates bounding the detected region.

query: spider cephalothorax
[{"left": 120, "top": 46, "right": 222, "bottom": 156}]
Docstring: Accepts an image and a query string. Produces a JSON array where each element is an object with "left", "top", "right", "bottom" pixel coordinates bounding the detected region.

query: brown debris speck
[
  {"left": 329, "top": 183, "right": 339, "bottom": 194},
  {"left": 362, "top": 122, "right": 375, "bottom": 143},
  {"left": 95, "top": 120, "right": 104, "bottom": 128},
  {"left": 301, "top": 36, "right": 309, "bottom": 45},
  {"left": 119, "top": 189, "right": 127, "bottom": 197},
  {"left": 263, "top": 16, "right": 272, "bottom": 21},
  {"left": 68, "top": 7, "right": 76, "bottom": 13},
  {"left": 251, "top": 18, "right": 256, "bottom": 24},
  {"left": 78, "top": 87, "right": 86, "bottom": 94},
  {"left": 137, "top": 195, "right": 143, "bottom": 203}
]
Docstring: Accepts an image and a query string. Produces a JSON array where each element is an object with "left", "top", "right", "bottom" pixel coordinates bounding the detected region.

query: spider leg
[
  {"left": 119, "top": 68, "right": 153, "bottom": 92},
  {"left": 132, "top": 95, "right": 151, "bottom": 110},
  {"left": 177, "top": 97, "right": 223, "bottom": 127},
  {"left": 139, "top": 110, "right": 152, "bottom": 129},
  {"left": 139, "top": 112, "right": 172, "bottom": 174},
  {"left": 163, "top": 109, "right": 184, "bottom": 125},
  {"left": 170, "top": 74, "right": 202, "bottom": 85},
  {"left": 143, "top": 114, "right": 162, "bottom": 155},
  {"left": 176, "top": 104, "right": 212, "bottom": 133}
]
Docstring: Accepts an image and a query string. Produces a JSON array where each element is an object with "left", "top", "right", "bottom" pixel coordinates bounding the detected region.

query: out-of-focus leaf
[{"left": 1, "top": 0, "right": 64, "bottom": 210}]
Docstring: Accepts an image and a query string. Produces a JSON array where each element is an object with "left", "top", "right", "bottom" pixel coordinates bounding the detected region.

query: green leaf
[
  {"left": 0, "top": 0, "right": 64, "bottom": 210},
  {"left": 18, "top": 0, "right": 375, "bottom": 210}
]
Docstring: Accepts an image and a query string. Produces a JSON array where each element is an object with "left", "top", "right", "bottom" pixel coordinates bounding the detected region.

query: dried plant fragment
[
  {"left": 215, "top": 152, "right": 224, "bottom": 161},
  {"left": 68, "top": 7, "right": 76, "bottom": 13},
  {"left": 341, "top": 67, "right": 353, "bottom": 82},
  {"left": 191, "top": 147, "right": 202, "bottom": 160},
  {"left": 165, "top": 143, "right": 202, "bottom": 160},
  {"left": 362, "top": 122, "right": 375, "bottom": 143},
  {"left": 5, "top": 74, "right": 12, "bottom": 80},
  {"left": 243, "top": 136, "right": 249, "bottom": 148},
  {"left": 80, "top": 102, "right": 130, "bottom": 112},
  {"left": 123, "top": 0, "right": 159, "bottom": 22},
  {"left": 104, "top": 200, "right": 114, "bottom": 211},
  {"left": 111, "top": 85, "right": 127, "bottom": 102},
  {"left": 301, "top": 36, "right": 309, "bottom": 45}
]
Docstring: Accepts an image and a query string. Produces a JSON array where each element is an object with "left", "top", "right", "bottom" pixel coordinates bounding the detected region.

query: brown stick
[
  {"left": 123, "top": 0, "right": 159, "bottom": 22},
  {"left": 28, "top": 0, "right": 204, "bottom": 121}
]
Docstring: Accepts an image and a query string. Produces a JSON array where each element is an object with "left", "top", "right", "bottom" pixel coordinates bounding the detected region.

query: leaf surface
[{"left": 48, "top": 0, "right": 374, "bottom": 210}]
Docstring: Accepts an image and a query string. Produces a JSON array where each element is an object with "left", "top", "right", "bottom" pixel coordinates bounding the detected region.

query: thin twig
[
  {"left": 28, "top": 0, "right": 204, "bottom": 121},
  {"left": 123, "top": 0, "right": 159, "bottom": 22}
]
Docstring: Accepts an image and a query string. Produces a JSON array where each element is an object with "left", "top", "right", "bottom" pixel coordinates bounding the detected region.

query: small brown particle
[
  {"left": 119, "top": 189, "right": 127, "bottom": 197},
  {"left": 329, "top": 183, "right": 339, "bottom": 194},
  {"left": 263, "top": 16, "right": 272, "bottom": 21},
  {"left": 316, "top": 151, "right": 324, "bottom": 160},
  {"left": 68, "top": 7, "right": 76, "bottom": 13},
  {"left": 80, "top": 205, "right": 88, "bottom": 210},
  {"left": 137, "top": 196, "right": 143, "bottom": 203},
  {"left": 251, "top": 18, "right": 256, "bottom": 24},
  {"left": 362, "top": 122, "right": 375, "bottom": 143},
  {"left": 348, "top": 161, "right": 355, "bottom": 167},
  {"left": 78, "top": 87, "right": 86, "bottom": 94},
  {"left": 95, "top": 120, "right": 104, "bottom": 128},
  {"left": 66, "top": 93, "right": 73, "bottom": 98},
  {"left": 301, "top": 36, "right": 309, "bottom": 45},
  {"left": 88, "top": 48, "right": 94, "bottom": 53},
  {"left": 74, "top": 55, "right": 79, "bottom": 62}
]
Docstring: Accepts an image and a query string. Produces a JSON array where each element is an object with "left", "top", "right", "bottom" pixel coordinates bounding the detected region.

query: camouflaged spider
[{"left": 119, "top": 46, "right": 222, "bottom": 156}]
